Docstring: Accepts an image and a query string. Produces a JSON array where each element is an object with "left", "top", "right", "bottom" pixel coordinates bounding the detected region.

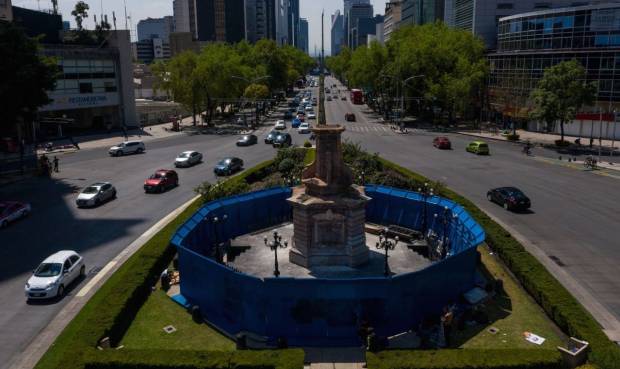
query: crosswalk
[{"left": 344, "top": 124, "right": 424, "bottom": 135}]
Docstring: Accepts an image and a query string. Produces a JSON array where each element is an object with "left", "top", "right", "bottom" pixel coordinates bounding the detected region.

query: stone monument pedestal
[{"left": 287, "top": 125, "right": 371, "bottom": 268}]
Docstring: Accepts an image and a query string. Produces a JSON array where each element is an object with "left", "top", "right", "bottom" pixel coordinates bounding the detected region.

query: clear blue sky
[{"left": 12, "top": 0, "right": 383, "bottom": 55}]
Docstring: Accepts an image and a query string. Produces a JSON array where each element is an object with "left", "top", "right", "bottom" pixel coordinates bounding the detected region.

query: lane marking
[{"left": 76, "top": 261, "right": 117, "bottom": 297}]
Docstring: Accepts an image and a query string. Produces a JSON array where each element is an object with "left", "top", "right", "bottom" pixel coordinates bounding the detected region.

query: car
[
  {"left": 466, "top": 141, "right": 490, "bottom": 155},
  {"left": 297, "top": 106, "right": 305, "bottom": 114},
  {"left": 433, "top": 136, "right": 452, "bottom": 150},
  {"left": 307, "top": 112, "right": 317, "bottom": 119},
  {"left": 175, "top": 151, "right": 203, "bottom": 167},
  {"left": 25, "top": 251, "right": 85, "bottom": 299},
  {"left": 292, "top": 118, "right": 302, "bottom": 128},
  {"left": 298, "top": 123, "right": 312, "bottom": 134},
  {"left": 144, "top": 170, "right": 179, "bottom": 193},
  {"left": 264, "top": 130, "right": 279, "bottom": 144},
  {"left": 305, "top": 105, "right": 313, "bottom": 111},
  {"left": 76, "top": 182, "right": 116, "bottom": 208},
  {"left": 345, "top": 113, "right": 356, "bottom": 122},
  {"left": 0, "top": 201, "right": 31, "bottom": 228},
  {"left": 273, "top": 133, "right": 292, "bottom": 147},
  {"left": 108, "top": 141, "right": 145, "bottom": 156},
  {"left": 327, "top": 96, "right": 332, "bottom": 101},
  {"left": 341, "top": 95, "right": 346, "bottom": 101},
  {"left": 274, "top": 120, "right": 287, "bottom": 130},
  {"left": 312, "top": 101, "right": 318, "bottom": 106},
  {"left": 284, "top": 111, "right": 294, "bottom": 119},
  {"left": 214, "top": 157, "right": 244, "bottom": 176},
  {"left": 237, "top": 134, "right": 258, "bottom": 146},
  {"left": 487, "top": 187, "right": 531, "bottom": 211},
  {"left": 297, "top": 114, "right": 305, "bottom": 122},
  {"left": 326, "top": 88, "right": 331, "bottom": 93}
]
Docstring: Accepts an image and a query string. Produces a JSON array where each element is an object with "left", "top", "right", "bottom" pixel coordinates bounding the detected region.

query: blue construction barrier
[{"left": 171, "top": 185, "right": 485, "bottom": 346}]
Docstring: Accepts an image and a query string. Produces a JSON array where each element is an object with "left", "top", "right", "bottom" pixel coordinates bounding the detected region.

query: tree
[
  {"left": 71, "top": 1, "right": 90, "bottom": 31},
  {"left": 529, "top": 60, "right": 597, "bottom": 142},
  {"left": 326, "top": 47, "right": 352, "bottom": 83},
  {"left": 244, "top": 84, "right": 269, "bottom": 100},
  {"left": 0, "top": 21, "right": 58, "bottom": 139}
]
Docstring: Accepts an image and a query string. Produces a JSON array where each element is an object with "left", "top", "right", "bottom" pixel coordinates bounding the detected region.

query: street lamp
[
  {"left": 376, "top": 228, "right": 399, "bottom": 277},
  {"left": 433, "top": 207, "right": 454, "bottom": 259},
  {"left": 264, "top": 231, "right": 288, "bottom": 277},
  {"left": 418, "top": 183, "right": 434, "bottom": 236},
  {"left": 210, "top": 214, "right": 228, "bottom": 264}
]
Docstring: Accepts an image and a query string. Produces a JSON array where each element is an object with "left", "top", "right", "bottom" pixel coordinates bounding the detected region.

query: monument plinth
[{"left": 288, "top": 125, "right": 370, "bottom": 268}]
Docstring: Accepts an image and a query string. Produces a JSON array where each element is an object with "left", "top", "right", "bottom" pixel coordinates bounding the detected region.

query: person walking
[{"left": 53, "top": 156, "right": 59, "bottom": 173}]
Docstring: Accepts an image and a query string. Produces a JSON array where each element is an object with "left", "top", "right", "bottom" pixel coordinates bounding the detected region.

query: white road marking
[{"left": 76, "top": 261, "right": 117, "bottom": 297}]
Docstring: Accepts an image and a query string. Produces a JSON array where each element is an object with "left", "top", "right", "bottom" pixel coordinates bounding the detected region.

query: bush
[
  {"left": 505, "top": 134, "right": 520, "bottom": 141},
  {"left": 303, "top": 140, "right": 312, "bottom": 148},
  {"left": 555, "top": 140, "right": 570, "bottom": 147}
]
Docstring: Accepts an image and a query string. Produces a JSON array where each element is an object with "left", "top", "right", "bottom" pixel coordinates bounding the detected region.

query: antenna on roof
[{"left": 123, "top": 0, "right": 128, "bottom": 30}]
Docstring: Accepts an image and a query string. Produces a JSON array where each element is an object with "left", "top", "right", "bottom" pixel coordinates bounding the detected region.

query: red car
[
  {"left": 144, "top": 170, "right": 179, "bottom": 193},
  {"left": 433, "top": 136, "right": 452, "bottom": 149},
  {"left": 0, "top": 201, "right": 31, "bottom": 228}
]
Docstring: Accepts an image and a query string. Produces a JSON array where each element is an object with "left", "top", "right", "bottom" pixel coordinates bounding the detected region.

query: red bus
[{"left": 350, "top": 89, "right": 363, "bottom": 105}]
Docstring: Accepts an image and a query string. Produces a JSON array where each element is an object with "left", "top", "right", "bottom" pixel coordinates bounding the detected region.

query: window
[
  {"left": 497, "top": 3, "right": 513, "bottom": 9},
  {"left": 104, "top": 81, "right": 117, "bottom": 92},
  {"left": 63, "top": 259, "right": 72, "bottom": 271},
  {"left": 79, "top": 83, "right": 93, "bottom": 94},
  {"left": 69, "top": 255, "right": 80, "bottom": 264}
]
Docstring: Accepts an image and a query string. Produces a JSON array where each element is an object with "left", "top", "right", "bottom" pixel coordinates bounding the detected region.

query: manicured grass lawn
[
  {"left": 455, "top": 245, "right": 566, "bottom": 349},
  {"left": 121, "top": 289, "right": 236, "bottom": 351}
]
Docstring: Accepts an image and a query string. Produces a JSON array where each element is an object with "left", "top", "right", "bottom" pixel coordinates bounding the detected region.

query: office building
[
  {"left": 288, "top": 0, "right": 300, "bottom": 48},
  {"left": 134, "top": 38, "right": 171, "bottom": 64},
  {"left": 351, "top": 15, "right": 383, "bottom": 48},
  {"left": 137, "top": 16, "right": 174, "bottom": 42},
  {"left": 400, "top": 0, "right": 444, "bottom": 26},
  {"left": 331, "top": 10, "right": 344, "bottom": 55},
  {"left": 344, "top": 0, "right": 371, "bottom": 47},
  {"left": 173, "top": 0, "right": 195, "bottom": 37},
  {"left": 487, "top": 3, "right": 620, "bottom": 139},
  {"left": 299, "top": 17, "right": 309, "bottom": 54},
  {"left": 246, "top": 0, "right": 290, "bottom": 45},
  {"left": 375, "top": 16, "right": 385, "bottom": 44},
  {"left": 383, "top": 0, "right": 403, "bottom": 43},
  {"left": 11, "top": 6, "right": 62, "bottom": 43},
  {"left": 193, "top": 0, "right": 245, "bottom": 43},
  {"left": 347, "top": 3, "right": 373, "bottom": 48},
  {"left": 446, "top": 0, "right": 581, "bottom": 49}
]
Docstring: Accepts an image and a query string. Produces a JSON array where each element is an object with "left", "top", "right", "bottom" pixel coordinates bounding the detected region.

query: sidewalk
[{"left": 457, "top": 128, "right": 619, "bottom": 149}]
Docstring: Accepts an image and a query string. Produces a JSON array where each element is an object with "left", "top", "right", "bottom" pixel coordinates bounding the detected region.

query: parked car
[
  {"left": 0, "top": 201, "right": 31, "bottom": 228},
  {"left": 175, "top": 151, "right": 202, "bottom": 167},
  {"left": 433, "top": 136, "right": 452, "bottom": 150},
  {"left": 214, "top": 157, "right": 244, "bottom": 176},
  {"left": 307, "top": 112, "right": 317, "bottom": 119},
  {"left": 25, "top": 251, "right": 85, "bottom": 299},
  {"left": 345, "top": 113, "right": 356, "bottom": 122},
  {"left": 76, "top": 182, "right": 116, "bottom": 208},
  {"left": 237, "top": 134, "right": 258, "bottom": 146},
  {"left": 298, "top": 123, "right": 312, "bottom": 134},
  {"left": 466, "top": 141, "right": 490, "bottom": 155},
  {"left": 273, "top": 133, "right": 292, "bottom": 147},
  {"left": 108, "top": 141, "right": 145, "bottom": 156},
  {"left": 292, "top": 118, "right": 302, "bottom": 128},
  {"left": 144, "top": 170, "right": 178, "bottom": 193},
  {"left": 487, "top": 187, "right": 531, "bottom": 211},
  {"left": 274, "top": 120, "right": 286, "bottom": 130},
  {"left": 265, "top": 130, "right": 279, "bottom": 144}
]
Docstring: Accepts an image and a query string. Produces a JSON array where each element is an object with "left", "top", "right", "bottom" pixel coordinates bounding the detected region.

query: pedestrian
[{"left": 53, "top": 156, "right": 59, "bottom": 173}]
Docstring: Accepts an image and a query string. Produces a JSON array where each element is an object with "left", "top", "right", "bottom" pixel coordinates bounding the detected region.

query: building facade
[
  {"left": 0, "top": 0, "right": 12, "bottom": 21},
  {"left": 245, "top": 0, "right": 290, "bottom": 45},
  {"left": 299, "top": 17, "right": 309, "bottom": 54},
  {"left": 344, "top": 0, "right": 371, "bottom": 47},
  {"left": 488, "top": 3, "right": 620, "bottom": 138},
  {"left": 347, "top": 3, "right": 374, "bottom": 48},
  {"left": 384, "top": 0, "right": 403, "bottom": 43},
  {"left": 137, "top": 16, "right": 174, "bottom": 42},
  {"left": 288, "top": 0, "right": 300, "bottom": 48},
  {"left": 11, "top": 6, "right": 62, "bottom": 43},
  {"left": 331, "top": 10, "right": 344, "bottom": 55},
  {"left": 400, "top": 0, "right": 444, "bottom": 27},
  {"left": 134, "top": 38, "right": 171, "bottom": 64}
]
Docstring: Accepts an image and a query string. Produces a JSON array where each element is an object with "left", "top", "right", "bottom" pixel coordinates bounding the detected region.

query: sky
[{"left": 12, "top": 0, "right": 383, "bottom": 55}]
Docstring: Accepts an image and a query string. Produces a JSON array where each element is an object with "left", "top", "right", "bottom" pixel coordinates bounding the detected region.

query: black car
[
  {"left": 214, "top": 157, "right": 244, "bottom": 176},
  {"left": 237, "top": 134, "right": 258, "bottom": 146},
  {"left": 272, "top": 133, "right": 292, "bottom": 148},
  {"left": 264, "top": 130, "right": 279, "bottom": 144},
  {"left": 487, "top": 187, "right": 531, "bottom": 211}
]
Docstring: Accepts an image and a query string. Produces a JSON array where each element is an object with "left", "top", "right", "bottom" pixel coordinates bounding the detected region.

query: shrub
[
  {"left": 303, "top": 140, "right": 312, "bottom": 148},
  {"left": 505, "top": 134, "right": 520, "bottom": 141}
]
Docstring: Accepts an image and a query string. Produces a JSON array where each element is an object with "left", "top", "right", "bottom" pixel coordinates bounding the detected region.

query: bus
[{"left": 350, "top": 89, "right": 363, "bottom": 105}]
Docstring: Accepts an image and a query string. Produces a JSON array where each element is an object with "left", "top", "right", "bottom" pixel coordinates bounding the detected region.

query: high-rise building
[
  {"left": 193, "top": 0, "right": 245, "bottom": 43},
  {"left": 351, "top": 14, "right": 382, "bottom": 49},
  {"left": 0, "top": 0, "right": 12, "bottom": 21},
  {"left": 246, "top": 0, "right": 290, "bottom": 45},
  {"left": 299, "top": 18, "right": 309, "bottom": 54},
  {"left": 173, "top": 0, "right": 197, "bottom": 38},
  {"left": 399, "top": 0, "right": 444, "bottom": 27},
  {"left": 137, "top": 16, "right": 174, "bottom": 42},
  {"left": 288, "top": 0, "right": 300, "bottom": 48},
  {"left": 347, "top": 3, "right": 373, "bottom": 48},
  {"left": 344, "top": 0, "right": 370, "bottom": 47},
  {"left": 383, "top": 1, "right": 403, "bottom": 43},
  {"left": 331, "top": 10, "right": 344, "bottom": 55}
]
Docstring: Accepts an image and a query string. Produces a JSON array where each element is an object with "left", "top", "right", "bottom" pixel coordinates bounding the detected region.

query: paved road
[
  {"left": 0, "top": 118, "right": 303, "bottom": 368},
  {"left": 321, "top": 76, "right": 620, "bottom": 339}
]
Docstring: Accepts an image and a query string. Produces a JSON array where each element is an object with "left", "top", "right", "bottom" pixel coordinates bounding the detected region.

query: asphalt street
[{"left": 321, "top": 76, "right": 620, "bottom": 338}]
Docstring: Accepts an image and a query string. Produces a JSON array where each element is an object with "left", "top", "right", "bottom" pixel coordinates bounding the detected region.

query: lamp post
[
  {"left": 433, "top": 207, "right": 454, "bottom": 259},
  {"left": 400, "top": 75, "right": 425, "bottom": 130},
  {"left": 210, "top": 214, "right": 228, "bottom": 264},
  {"left": 231, "top": 75, "right": 270, "bottom": 129},
  {"left": 264, "top": 231, "right": 288, "bottom": 277},
  {"left": 376, "top": 228, "right": 399, "bottom": 277},
  {"left": 418, "top": 183, "right": 434, "bottom": 236}
]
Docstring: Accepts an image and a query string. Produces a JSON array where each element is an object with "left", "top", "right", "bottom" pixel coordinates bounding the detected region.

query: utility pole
[{"left": 321, "top": 9, "right": 325, "bottom": 72}]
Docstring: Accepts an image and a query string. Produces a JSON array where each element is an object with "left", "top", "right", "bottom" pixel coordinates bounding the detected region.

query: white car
[
  {"left": 175, "top": 151, "right": 202, "bottom": 167},
  {"left": 307, "top": 112, "right": 317, "bottom": 119},
  {"left": 76, "top": 182, "right": 116, "bottom": 208},
  {"left": 108, "top": 141, "right": 145, "bottom": 156},
  {"left": 25, "top": 251, "right": 85, "bottom": 299},
  {"left": 305, "top": 105, "right": 313, "bottom": 111},
  {"left": 274, "top": 120, "right": 287, "bottom": 130},
  {"left": 298, "top": 123, "right": 312, "bottom": 134}
]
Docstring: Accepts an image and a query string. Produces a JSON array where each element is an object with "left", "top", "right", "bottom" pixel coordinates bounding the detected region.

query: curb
[
  {"left": 454, "top": 131, "right": 525, "bottom": 144},
  {"left": 9, "top": 194, "right": 201, "bottom": 369}
]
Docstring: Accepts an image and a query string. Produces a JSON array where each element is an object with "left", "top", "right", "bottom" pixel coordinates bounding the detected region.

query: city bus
[{"left": 350, "top": 89, "right": 363, "bottom": 105}]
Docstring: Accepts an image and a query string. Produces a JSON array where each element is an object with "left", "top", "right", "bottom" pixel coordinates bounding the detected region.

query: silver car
[
  {"left": 175, "top": 151, "right": 203, "bottom": 167},
  {"left": 76, "top": 182, "right": 116, "bottom": 208}
]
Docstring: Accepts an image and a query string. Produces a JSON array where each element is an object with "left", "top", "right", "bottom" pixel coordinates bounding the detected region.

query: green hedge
[
  {"left": 367, "top": 350, "right": 562, "bottom": 369},
  {"left": 83, "top": 349, "right": 304, "bottom": 369},
  {"left": 378, "top": 158, "right": 620, "bottom": 369}
]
